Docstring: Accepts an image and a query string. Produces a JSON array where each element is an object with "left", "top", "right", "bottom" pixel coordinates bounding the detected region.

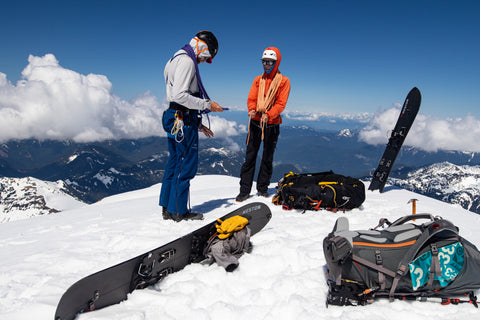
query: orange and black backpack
[{"left": 272, "top": 171, "right": 365, "bottom": 211}]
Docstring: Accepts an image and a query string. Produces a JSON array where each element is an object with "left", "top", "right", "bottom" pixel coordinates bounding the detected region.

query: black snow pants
[{"left": 239, "top": 120, "right": 280, "bottom": 194}]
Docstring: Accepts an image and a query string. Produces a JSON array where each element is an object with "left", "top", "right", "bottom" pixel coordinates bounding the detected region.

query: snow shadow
[{"left": 192, "top": 197, "right": 234, "bottom": 214}]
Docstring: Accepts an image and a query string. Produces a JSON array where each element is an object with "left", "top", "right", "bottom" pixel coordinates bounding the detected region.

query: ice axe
[{"left": 408, "top": 198, "right": 418, "bottom": 220}]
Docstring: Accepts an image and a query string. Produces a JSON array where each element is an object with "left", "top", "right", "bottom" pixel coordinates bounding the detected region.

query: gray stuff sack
[{"left": 203, "top": 227, "right": 252, "bottom": 272}]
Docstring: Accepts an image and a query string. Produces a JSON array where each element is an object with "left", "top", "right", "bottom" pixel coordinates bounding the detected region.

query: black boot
[
  {"left": 235, "top": 193, "right": 249, "bottom": 202},
  {"left": 257, "top": 191, "right": 269, "bottom": 198},
  {"left": 162, "top": 207, "right": 171, "bottom": 220},
  {"left": 167, "top": 211, "right": 204, "bottom": 222}
]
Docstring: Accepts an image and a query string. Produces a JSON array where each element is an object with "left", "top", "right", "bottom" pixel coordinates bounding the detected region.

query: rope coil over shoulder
[{"left": 246, "top": 72, "right": 282, "bottom": 144}]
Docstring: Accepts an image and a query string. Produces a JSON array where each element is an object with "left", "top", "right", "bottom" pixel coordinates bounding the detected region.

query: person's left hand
[
  {"left": 200, "top": 125, "right": 214, "bottom": 138},
  {"left": 261, "top": 113, "right": 269, "bottom": 123}
]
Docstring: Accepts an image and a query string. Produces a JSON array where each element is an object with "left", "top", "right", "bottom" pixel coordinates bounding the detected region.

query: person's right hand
[{"left": 210, "top": 101, "right": 223, "bottom": 112}]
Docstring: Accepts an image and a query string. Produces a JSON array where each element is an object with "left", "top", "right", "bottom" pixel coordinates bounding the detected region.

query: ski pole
[
  {"left": 440, "top": 296, "right": 478, "bottom": 307},
  {"left": 400, "top": 295, "right": 478, "bottom": 308}
]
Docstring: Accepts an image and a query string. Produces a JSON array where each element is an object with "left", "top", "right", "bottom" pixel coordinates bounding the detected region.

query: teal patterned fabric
[{"left": 409, "top": 242, "right": 464, "bottom": 290}]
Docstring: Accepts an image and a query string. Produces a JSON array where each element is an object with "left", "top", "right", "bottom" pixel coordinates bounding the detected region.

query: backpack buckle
[{"left": 375, "top": 250, "right": 383, "bottom": 265}]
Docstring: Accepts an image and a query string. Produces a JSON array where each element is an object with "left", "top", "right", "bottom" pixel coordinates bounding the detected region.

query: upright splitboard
[
  {"left": 55, "top": 202, "right": 272, "bottom": 320},
  {"left": 369, "top": 87, "right": 421, "bottom": 192}
]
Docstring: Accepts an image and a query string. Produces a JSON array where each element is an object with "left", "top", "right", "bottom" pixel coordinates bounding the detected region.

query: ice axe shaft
[{"left": 408, "top": 199, "right": 418, "bottom": 220}]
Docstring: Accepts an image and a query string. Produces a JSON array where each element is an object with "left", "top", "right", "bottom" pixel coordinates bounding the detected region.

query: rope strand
[{"left": 246, "top": 72, "right": 282, "bottom": 144}]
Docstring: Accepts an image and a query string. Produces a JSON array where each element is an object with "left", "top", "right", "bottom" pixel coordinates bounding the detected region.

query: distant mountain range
[
  {"left": 390, "top": 162, "right": 480, "bottom": 214},
  {"left": 2, "top": 124, "right": 480, "bottom": 219}
]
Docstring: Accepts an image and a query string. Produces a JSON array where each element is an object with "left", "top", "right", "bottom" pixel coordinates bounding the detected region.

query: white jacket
[{"left": 164, "top": 49, "right": 211, "bottom": 111}]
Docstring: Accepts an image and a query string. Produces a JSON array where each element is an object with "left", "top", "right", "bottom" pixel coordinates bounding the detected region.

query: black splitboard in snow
[
  {"left": 55, "top": 202, "right": 272, "bottom": 320},
  {"left": 369, "top": 87, "right": 421, "bottom": 193}
]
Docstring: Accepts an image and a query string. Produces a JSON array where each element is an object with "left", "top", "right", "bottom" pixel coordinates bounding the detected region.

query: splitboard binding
[{"left": 54, "top": 202, "right": 272, "bottom": 320}]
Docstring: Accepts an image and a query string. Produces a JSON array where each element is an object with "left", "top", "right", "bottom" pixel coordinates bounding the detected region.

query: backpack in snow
[
  {"left": 272, "top": 171, "right": 365, "bottom": 211},
  {"left": 323, "top": 214, "right": 480, "bottom": 307}
]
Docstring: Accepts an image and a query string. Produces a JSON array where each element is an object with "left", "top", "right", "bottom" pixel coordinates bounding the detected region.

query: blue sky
[{"left": 0, "top": 0, "right": 479, "bottom": 138}]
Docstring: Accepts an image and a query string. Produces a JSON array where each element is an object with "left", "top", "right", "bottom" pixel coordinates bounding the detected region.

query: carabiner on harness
[{"left": 171, "top": 111, "right": 184, "bottom": 143}]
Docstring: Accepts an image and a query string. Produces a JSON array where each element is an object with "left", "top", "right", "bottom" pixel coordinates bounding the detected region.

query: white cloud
[
  {"left": 200, "top": 115, "right": 246, "bottom": 152},
  {"left": 359, "top": 106, "right": 480, "bottom": 152},
  {"left": 204, "top": 115, "right": 246, "bottom": 138},
  {"left": 283, "top": 110, "right": 372, "bottom": 123},
  {"left": 284, "top": 111, "right": 323, "bottom": 121},
  {"left": 0, "top": 54, "right": 244, "bottom": 143}
]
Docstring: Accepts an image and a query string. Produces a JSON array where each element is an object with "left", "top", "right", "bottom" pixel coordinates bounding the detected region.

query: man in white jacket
[{"left": 160, "top": 31, "right": 223, "bottom": 222}]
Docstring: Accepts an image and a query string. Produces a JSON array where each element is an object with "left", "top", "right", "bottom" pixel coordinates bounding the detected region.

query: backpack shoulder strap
[
  {"left": 388, "top": 219, "right": 459, "bottom": 300},
  {"left": 170, "top": 52, "right": 187, "bottom": 62}
]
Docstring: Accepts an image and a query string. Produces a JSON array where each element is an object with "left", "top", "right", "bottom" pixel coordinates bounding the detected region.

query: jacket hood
[{"left": 263, "top": 47, "right": 281, "bottom": 78}]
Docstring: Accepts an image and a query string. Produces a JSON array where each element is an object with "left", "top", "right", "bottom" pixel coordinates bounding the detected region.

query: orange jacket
[{"left": 247, "top": 47, "right": 291, "bottom": 124}]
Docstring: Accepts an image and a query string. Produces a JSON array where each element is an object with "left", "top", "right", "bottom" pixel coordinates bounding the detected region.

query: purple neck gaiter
[{"left": 182, "top": 45, "right": 210, "bottom": 101}]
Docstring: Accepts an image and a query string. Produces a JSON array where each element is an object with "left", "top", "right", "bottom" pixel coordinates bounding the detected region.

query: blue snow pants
[{"left": 159, "top": 108, "right": 200, "bottom": 215}]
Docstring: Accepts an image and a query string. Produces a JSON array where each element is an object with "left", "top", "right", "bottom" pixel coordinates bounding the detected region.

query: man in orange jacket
[{"left": 236, "top": 47, "right": 291, "bottom": 202}]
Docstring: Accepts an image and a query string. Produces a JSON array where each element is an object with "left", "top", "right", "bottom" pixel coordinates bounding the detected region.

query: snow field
[{"left": 1, "top": 175, "right": 479, "bottom": 319}]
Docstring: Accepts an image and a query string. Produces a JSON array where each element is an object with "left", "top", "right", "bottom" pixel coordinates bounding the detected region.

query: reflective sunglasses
[{"left": 262, "top": 60, "right": 275, "bottom": 66}]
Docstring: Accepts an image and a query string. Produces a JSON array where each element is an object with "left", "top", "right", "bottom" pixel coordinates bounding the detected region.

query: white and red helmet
[{"left": 261, "top": 49, "right": 277, "bottom": 61}]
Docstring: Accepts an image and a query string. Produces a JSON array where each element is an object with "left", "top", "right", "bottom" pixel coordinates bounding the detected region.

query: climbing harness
[{"left": 170, "top": 110, "right": 184, "bottom": 143}]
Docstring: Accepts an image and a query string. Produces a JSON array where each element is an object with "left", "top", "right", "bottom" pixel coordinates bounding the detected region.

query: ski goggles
[{"left": 262, "top": 60, "right": 275, "bottom": 66}]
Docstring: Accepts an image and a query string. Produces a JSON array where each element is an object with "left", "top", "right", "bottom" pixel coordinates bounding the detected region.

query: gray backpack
[{"left": 323, "top": 214, "right": 480, "bottom": 307}]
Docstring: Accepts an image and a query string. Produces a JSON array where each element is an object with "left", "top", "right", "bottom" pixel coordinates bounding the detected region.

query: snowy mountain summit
[
  {"left": 0, "top": 176, "right": 85, "bottom": 222},
  {"left": 391, "top": 161, "right": 480, "bottom": 213},
  {"left": 0, "top": 175, "right": 479, "bottom": 320},
  {"left": 338, "top": 128, "right": 354, "bottom": 137}
]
